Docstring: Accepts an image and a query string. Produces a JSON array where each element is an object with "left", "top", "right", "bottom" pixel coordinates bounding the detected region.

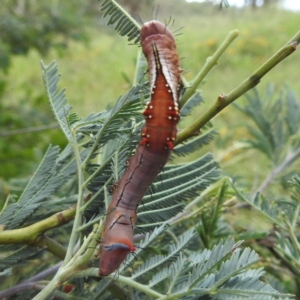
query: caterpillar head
[
  {"left": 140, "top": 20, "right": 175, "bottom": 42},
  {"left": 99, "top": 241, "right": 136, "bottom": 276}
]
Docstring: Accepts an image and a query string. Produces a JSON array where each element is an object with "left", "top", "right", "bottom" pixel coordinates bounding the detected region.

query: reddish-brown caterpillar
[{"left": 99, "top": 20, "right": 181, "bottom": 276}]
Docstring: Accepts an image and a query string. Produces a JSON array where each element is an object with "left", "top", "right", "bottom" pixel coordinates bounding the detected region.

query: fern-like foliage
[
  {"left": 173, "top": 128, "right": 217, "bottom": 157},
  {"left": 97, "top": 236, "right": 293, "bottom": 299},
  {"left": 234, "top": 85, "right": 300, "bottom": 166},
  {"left": 272, "top": 176, "right": 300, "bottom": 277},
  {"left": 180, "top": 91, "right": 204, "bottom": 117},
  {"left": 80, "top": 83, "right": 146, "bottom": 155},
  {"left": 232, "top": 177, "right": 300, "bottom": 292},
  {"left": 231, "top": 182, "right": 293, "bottom": 228},
  {"left": 0, "top": 141, "right": 80, "bottom": 271},
  {"left": 134, "top": 50, "right": 149, "bottom": 85},
  {"left": 0, "top": 245, "right": 42, "bottom": 271},
  {"left": 90, "top": 84, "right": 145, "bottom": 147},
  {"left": 0, "top": 60, "right": 92, "bottom": 269},
  {"left": 197, "top": 181, "right": 231, "bottom": 248},
  {"left": 135, "top": 153, "right": 219, "bottom": 232},
  {"left": 132, "top": 228, "right": 195, "bottom": 279},
  {"left": 98, "top": 0, "right": 141, "bottom": 43},
  {"left": 41, "top": 60, "right": 76, "bottom": 141},
  {"left": 0, "top": 145, "right": 61, "bottom": 229}
]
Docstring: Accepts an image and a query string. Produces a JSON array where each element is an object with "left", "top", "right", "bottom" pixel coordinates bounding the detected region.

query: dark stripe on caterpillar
[{"left": 99, "top": 20, "right": 181, "bottom": 276}]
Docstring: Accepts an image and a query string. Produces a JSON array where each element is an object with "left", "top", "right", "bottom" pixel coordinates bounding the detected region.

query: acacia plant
[{"left": 0, "top": 0, "right": 300, "bottom": 299}]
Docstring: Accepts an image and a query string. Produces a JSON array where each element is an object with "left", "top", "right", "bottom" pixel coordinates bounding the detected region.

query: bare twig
[
  {"left": 180, "top": 29, "right": 239, "bottom": 107},
  {"left": 176, "top": 32, "right": 300, "bottom": 145},
  {"left": 0, "top": 123, "right": 59, "bottom": 137},
  {"left": 0, "top": 263, "right": 61, "bottom": 299},
  {"left": 257, "top": 147, "right": 300, "bottom": 193}
]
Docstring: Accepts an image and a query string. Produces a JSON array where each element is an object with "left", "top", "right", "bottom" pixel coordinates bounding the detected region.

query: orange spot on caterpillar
[
  {"left": 166, "top": 141, "right": 174, "bottom": 150},
  {"left": 139, "top": 137, "right": 149, "bottom": 145}
]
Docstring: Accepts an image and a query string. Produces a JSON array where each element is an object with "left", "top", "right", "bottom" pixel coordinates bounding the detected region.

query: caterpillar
[{"left": 99, "top": 20, "right": 181, "bottom": 276}]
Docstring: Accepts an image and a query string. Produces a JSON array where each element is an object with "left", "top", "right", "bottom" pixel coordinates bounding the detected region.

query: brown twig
[{"left": 0, "top": 123, "right": 59, "bottom": 137}]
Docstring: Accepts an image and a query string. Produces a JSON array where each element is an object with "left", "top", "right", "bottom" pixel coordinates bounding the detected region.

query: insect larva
[{"left": 99, "top": 20, "right": 181, "bottom": 276}]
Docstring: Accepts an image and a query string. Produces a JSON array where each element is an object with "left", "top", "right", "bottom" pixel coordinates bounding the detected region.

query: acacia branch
[
  {"left": 180, "top": 29, "right": 239, "bottom": 107},
  {"left": 0, "top": 193, "right": 93, "bottom": 254},
  {"left": 35, "top": 235, "right": 67, "bottom": 260},
  {"left": 0, "top": 205, "right": 75, "bottom": 243},
  {"left": 0, "top": 204, "right": 75, "bottom": 257},
  {"left": 176, "top": 31, "right": 300, "bottom": 145}
]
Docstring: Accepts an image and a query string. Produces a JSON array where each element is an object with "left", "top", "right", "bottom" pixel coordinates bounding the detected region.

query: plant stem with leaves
[
  {"left": 63, "top": 129, "right": 85, "bottom": 263},
  {"left": 32, "top": 223, "right": 101, "bottom": 300}
]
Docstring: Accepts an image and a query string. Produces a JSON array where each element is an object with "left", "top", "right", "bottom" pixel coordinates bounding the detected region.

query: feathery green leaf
[
  {"left": 173, "top": 129, "right": 217, "bottom": 157},
  {"left": 0, "top": 145, "right": 62, "bottom": 229},
  {"left": 98, "top": 0, "right": 141, "bottom": 43},
  {"left": 41, "top": 60, "right": 73, "bottom": 141}
]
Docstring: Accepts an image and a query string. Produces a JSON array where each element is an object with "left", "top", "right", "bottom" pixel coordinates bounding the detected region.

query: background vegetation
[{"left": 0, "top": 0, "right": 300, "bottom": 299}]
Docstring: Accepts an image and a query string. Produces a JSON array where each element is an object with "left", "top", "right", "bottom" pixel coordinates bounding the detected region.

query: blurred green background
[{"left": 0, "top": 0, "right": 299, "bottom": 194}]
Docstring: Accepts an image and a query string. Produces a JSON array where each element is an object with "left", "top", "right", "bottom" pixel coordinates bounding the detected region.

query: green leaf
[
  {"left": 189, "top": 237, "right": 242, "bottom": 288},
  {"left": 41, "top": 60, "right": 73, "bottom": 141},
  {"left": 213, "top": 247, "right": 259, "bottom": 288},
  {"left": 136, "top": 153, "right": 219, "bottom": 232},
  {"left": 0, "top": 245, "right": 42, "bottom": 271},
  {"left": 133, "top": 50, "right": 148, "bottom": 85},
  {"left": 0, "top": 145, "right": 62, "bottom": 229},
  {"left": 274, "top": 231, "right": 300, "bottom": 275},
  {"left": 180, "top": 91, "right": 204, "bottom": 117},
  {"left": 234, "top": 85, "right": 300, "bottom": 168},
  {"left": 132, "top": 228, "right": 195, "bottom": 279},
  {"left": 173, "top": 129, "right": 217, "bottom": 157},
  {"left": 90, "top": 83, "right": 145, "bottom": 150},
  {"left": 118, "top": 223, "right": 169, "bottom": 274},
  {"left": 231, "top": 182, "right": 286, "bottom": 229},
  {"left": 98, "top": 0, "right": 141, "bottom": 43},
  {"left": 285, "top": 88, "right": 300, "bottom": 136}
]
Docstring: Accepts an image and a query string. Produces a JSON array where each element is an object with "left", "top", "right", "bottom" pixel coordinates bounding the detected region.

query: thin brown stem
[{"left": 0, "top": 123, "right": 59, "bottom": 137}]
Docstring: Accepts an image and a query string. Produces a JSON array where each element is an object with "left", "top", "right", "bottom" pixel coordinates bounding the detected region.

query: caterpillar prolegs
[{"left": 99, "top": 20, "right": 181, "bottom": 276}]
